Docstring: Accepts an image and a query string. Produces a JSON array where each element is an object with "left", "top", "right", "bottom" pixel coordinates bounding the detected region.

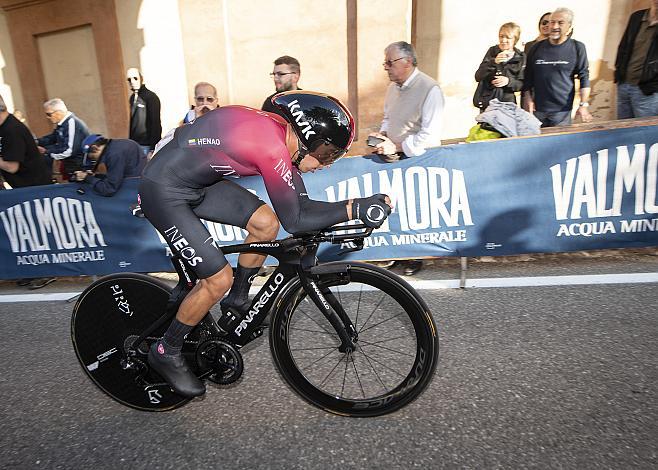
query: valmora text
[{"left": 0, "top": 197, "right": 107, "bottom": 253}]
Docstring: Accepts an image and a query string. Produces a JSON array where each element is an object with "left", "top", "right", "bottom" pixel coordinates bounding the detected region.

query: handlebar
[
  {"left": 221, "top": 222, "right": 375, "bottom": 257},
  {"left": 293, "top": 223, "right": 373, "bottom": 245}
]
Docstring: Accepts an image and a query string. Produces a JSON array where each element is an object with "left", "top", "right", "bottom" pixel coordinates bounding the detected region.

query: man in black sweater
[
  {"left": 0, "top": 94, "right": 55, "bottom": 289},
  {"left": 0, "top": 95, "right": 51, "bottom": 188}
]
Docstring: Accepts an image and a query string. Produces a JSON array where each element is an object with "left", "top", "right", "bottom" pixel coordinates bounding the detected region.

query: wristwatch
[{"left": 579, "top": 102, "right": 589, "bottom": 107}]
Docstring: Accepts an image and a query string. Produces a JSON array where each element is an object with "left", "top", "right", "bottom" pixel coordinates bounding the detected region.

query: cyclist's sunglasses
[
  {"left": 313, "top": 141, "right": 347, "bottom": 164},
  {"left": 325, "top": 147, "right": 347, "bottom": 162}
]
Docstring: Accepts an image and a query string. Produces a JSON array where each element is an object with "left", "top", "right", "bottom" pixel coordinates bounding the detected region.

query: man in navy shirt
[
  {"left": 37, "top": 98, "right": 90, "bottom": 179},
  {"left": 72, "top": 134, "right": 146, "bottom": 196},
  {"left": 522, "top": 8, "right": 593, "bottom": 127}
]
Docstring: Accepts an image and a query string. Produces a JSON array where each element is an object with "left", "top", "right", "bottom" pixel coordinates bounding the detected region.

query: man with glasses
[
  {"left": 369, "top": 42, "right": 443, "bottom": 160},
  {"left": 369, "top": 41, "right": 444, "bottom": 276},
  {"left": 126, "top": 67, "right": 162, "bottom": 156},
  {"left": 37, "top": 98, "right": 90, "bottom": 182},
  {"left": 261, "top": 56, "right": 301, "bottom": 117},
  {"left": 182, "top": 82, "right": 220, "bottom": 124}
]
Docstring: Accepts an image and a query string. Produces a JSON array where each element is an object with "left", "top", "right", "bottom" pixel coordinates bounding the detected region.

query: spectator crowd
[{"left": 0, "top": 5, "right": 657, "bottom": 282}]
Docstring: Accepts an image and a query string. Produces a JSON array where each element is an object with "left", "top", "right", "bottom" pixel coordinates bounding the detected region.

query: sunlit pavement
[{"left": 1, "top": 249, "right": 656, "bottom": 468}]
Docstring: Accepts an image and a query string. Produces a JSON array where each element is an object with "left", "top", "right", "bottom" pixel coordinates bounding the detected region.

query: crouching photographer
[{"left": 72, "top": 134, "right": 146, "bottom": 196}]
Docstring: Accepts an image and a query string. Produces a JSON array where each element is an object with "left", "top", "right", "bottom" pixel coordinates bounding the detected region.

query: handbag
[{"left": 473, "top": 79, "right": 504, "bottom": 110}]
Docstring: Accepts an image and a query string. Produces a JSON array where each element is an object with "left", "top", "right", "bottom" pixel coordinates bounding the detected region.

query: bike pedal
[
  {"left": 256, "top": 266, "right": 275, "bottom": 277},
  {"left": 215, "top": 325, "right": 230, "bottom": 336}
]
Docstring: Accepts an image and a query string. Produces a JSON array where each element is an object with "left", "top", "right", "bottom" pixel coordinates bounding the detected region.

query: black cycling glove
[{"left": 351, "top": 194, "right": 391, "bottom": 228}]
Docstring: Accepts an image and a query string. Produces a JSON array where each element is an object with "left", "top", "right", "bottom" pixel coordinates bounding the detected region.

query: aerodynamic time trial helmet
[{"left": 272, "top": 91, "right": 355, "bottom": 163}]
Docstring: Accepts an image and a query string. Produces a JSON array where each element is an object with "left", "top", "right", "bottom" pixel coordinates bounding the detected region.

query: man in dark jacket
[
  {"left": 127, "top": 67, "right": 162, "bottom": 155},
  {"left": 614, "top": 2, "right": 658, "bottom": 119},
  {"left": 72, "top": 134, "right": 146, "bottom": 196},
  {"left": 37, "top": 98, "right": 90, "bottom": 179}
]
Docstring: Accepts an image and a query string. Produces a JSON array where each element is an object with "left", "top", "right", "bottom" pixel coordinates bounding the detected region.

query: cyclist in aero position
[{"left": 138, "top": 91, "right": 392, "bottom": 398}]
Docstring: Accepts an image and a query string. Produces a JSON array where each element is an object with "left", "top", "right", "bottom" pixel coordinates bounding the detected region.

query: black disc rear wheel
[
  {"left": 71, "top": 273, "right": 192, "bottom": 411},
  {"left": 269, "top": 263, "right": 438, "bottom": 417}
]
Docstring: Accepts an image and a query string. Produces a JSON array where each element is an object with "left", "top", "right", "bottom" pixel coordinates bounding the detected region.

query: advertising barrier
[{"left": 0, "top": 124, "right": 657, "bottom": 279}]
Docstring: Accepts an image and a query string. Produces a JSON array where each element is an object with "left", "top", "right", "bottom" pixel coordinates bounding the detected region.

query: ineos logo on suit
[{"left": 163, "top": 225, "right": 203, "bottom": 266}]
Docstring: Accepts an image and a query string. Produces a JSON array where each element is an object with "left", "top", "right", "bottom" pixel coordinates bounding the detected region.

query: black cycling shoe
[{"left": 148, "top": 343, "right": 205, "bottom": 398}]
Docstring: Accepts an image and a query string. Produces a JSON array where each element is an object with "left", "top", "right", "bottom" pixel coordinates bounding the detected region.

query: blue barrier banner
[
  {"left": 0, "top": 124, "right": 657, "bottom": 279},
  {"left": 0, "top": 178, "right": 171, "bottom": 279}
]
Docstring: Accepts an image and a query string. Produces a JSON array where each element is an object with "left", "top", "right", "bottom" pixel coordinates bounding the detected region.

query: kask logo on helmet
[{"left": 286, "top": 100, "right": 317, "bottom": 140}]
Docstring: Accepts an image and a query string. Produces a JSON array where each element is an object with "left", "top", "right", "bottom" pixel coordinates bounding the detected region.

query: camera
[
  {"left": 69, "top": 169, "right": 93, "bottom": 182},
  {"left": 367, "top": 135, "right": 385, "bottom": 147}
]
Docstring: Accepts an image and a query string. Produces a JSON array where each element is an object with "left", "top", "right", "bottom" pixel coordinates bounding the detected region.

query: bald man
[{"left": 182, "top": 82, "right": 220, "bottom": 124}]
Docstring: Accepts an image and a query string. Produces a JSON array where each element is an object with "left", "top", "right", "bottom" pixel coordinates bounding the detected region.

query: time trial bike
[{"left": 71, "top": 223, "right": 438, "bottom": 417}]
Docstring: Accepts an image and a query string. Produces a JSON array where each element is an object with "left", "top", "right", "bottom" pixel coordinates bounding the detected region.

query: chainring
[{"left": 195, "top": 338, "right": 244, "bottom": 385}]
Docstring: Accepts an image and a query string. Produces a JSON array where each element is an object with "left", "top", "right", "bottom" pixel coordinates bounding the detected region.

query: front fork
[{"left": 298, "top": 267, "right": 357, "bottom": 353}]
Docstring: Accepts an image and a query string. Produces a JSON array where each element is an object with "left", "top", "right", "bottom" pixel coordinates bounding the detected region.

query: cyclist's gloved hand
[{"left": 352, "top": 194, "right": 391, "bottom": 228}]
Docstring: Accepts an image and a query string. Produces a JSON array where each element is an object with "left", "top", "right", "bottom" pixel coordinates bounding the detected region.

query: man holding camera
[
  {"left": 368, "top": 41, "right": 444, "bottom": 276},
  {"left": 72, "top": 134, "right": 146, "bottom": 196},
  {"left": 369, "top": 41, "right": 443, "bottom": 161}
]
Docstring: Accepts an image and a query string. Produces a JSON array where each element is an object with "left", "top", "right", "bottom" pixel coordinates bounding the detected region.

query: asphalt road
[{"left": 1, "top": 253, "right": 657, "bottom": 469}]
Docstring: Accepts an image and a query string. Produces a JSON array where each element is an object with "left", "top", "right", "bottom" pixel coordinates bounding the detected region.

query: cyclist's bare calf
[{"left": 176, "top": 265, "right": 234, "bottom": 326}]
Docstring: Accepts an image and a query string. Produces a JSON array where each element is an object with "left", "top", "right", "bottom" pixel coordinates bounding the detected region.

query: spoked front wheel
[{"left": 269, "top": 262, "right": 438, "bottom": 417}]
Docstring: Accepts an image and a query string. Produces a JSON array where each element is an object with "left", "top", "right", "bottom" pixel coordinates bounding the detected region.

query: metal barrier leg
[
  {"left": 66, "top": 275, "right": 97, "bottom": 303},
  {"left": 459, "top": 257, "right": 468, "bottom": 289}
]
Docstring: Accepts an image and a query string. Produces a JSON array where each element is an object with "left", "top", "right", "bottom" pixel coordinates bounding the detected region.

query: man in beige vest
[
  {"left": 369, "top": 41, "right": 444, "bottom": 275},
  {"left": 369, "top": 41, "right": 443, "bottom": 161}
]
